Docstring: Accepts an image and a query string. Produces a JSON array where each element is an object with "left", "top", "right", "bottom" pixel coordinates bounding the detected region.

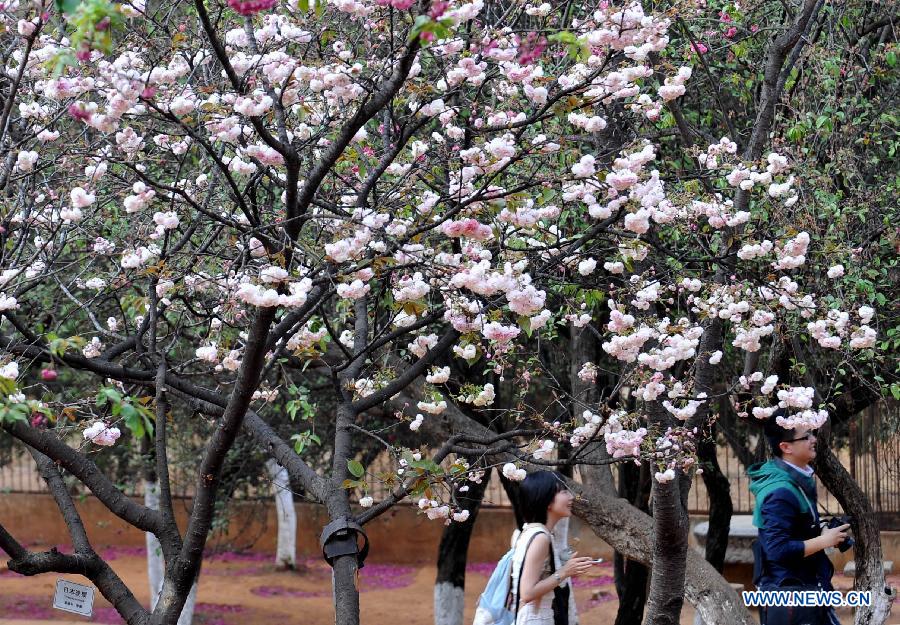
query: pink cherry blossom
[{"left": 83, "top": 421, "right": 121, "bottom": 446}]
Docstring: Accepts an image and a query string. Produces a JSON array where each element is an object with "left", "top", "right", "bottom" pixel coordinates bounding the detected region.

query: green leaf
[
  {"left": 787, "top": 125, "right": 805, "bottom": 142},
  {"left": 408, "top": 15, "right": 432, "bottom": 42},
  {"left": 46, "top": 51, "right": 77, "bottom": 78},
  {"left": 0, "top": 378, "right": 17, "bottom": 397},
  {"left": 347, "top": 459, "right": 365, "bottom": 478},
  {"left": 96, "top": 388, "right": 123, "bottom": 406},
  {"left": 121, "top": 404, "right": 145, "bottom": 439},
  {"left": 517, "top": 315, "right": 534, "bottom": 338},
  {"left": 290, "top": 430, "right": 320, "bottom": 454},
  {"left": 55, "top": 0, "right": 80, "bottom": 14},
  {"left": 141, "top": 410, "right": 155, "bottom": 438},
  {"left": 548, "top": 31, "right": 578, "bottom": 45}
]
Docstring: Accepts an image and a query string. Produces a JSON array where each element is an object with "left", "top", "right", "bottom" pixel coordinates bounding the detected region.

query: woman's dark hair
[
  {"left": 763, "top": 410, "right": 795, "bottom": 457},
  {"left": 519, "top": 470, "right": 567, "bottom": 525}
]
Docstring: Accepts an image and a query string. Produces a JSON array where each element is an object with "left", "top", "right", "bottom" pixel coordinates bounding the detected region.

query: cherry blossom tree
[{"left": 0, "top": 0, "right": 890, "bottom": 624}]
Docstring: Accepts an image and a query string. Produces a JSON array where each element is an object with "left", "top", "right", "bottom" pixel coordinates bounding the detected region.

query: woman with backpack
[{"left": 510, "top": 471, "right": 596, "bottom": 625}]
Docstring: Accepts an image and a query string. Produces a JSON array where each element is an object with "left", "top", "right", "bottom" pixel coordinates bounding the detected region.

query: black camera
[{"left": 823, "top": 516, "right": 855, "bottom": 552}]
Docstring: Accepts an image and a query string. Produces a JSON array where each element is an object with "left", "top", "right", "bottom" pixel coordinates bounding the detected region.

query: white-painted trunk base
[
  {"left": 143, "top": 479, "right": 198, "bottom": 625},
  {"left": 265, "top": 459, "right": 297, "bottom": 569},
  {"left": 551, "top": 517, "right": 579, "bottom": 624},
  {"left": 552, "top": 517, "right": 570, "bottom": 557},
  {"left": 178, "top": 582, "right": 198, "bottom": 625},
  {"left": 144, "top": 481, "right": 164, "bottom": 611},
  {"left": 434, "top": 581, "right": 465, "bottom": 625}
]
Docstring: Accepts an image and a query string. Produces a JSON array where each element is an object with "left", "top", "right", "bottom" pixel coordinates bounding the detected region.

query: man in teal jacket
[{"left": 748, "top": 414, "right": 850, "bottom": 625}]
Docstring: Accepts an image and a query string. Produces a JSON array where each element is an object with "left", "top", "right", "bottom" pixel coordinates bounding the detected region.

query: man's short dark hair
[
  {"left": 763, "top": 409, "right": 795, "bottom": 457},
  {"left": 519, "top": 470, "right": 566, "bottom": 525}
]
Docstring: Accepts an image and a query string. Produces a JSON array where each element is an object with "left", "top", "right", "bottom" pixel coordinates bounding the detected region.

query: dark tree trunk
[
  {"left": 325, "top": 483, "right": 360, "bottom": 625},
  {"left": 613, "top": 460, "right": 651, "bottom": 625},
  {"left": 332, "top": 553, "right": 360, "bottom": 625},
  {"left": 698, "top": 419, "right": 732, "bottom": 572},
  {"left": 433, "top": 467, "right": 491, "bottom": 625},
  {"left": 613, "top": 554, "right": 650, "bottom": 625},
  {"left": 643, "top": 470, "right": 692, "bottom": 625},
  {"left": 498, "top": 473, "right": 525, "bottom": 529},
  {"left": 814, "top": 429, "right": 895, "bottom": 625},
  {"left": 568, "top": 325, "right": 616, "bottom": 493},
  {"left": 717, "top": 396, "right": 759, "bottom": 471}
]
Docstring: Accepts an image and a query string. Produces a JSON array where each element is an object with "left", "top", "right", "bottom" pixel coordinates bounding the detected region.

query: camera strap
[{"left": 793, "top": 485, "right": 818, "bottom": 527}]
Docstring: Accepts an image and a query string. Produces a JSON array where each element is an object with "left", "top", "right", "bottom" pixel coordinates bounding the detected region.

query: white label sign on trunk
[{"left": 53, "top": 579, "right": 95, "bottom": 617}]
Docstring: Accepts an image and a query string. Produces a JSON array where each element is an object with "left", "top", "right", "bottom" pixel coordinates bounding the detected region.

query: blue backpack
[{"left": 472, "top": 528, "right": 547, "bottom": 625}]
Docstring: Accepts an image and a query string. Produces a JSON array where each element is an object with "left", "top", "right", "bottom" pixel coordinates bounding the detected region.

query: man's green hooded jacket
[
  {"left": 747, "top": 458, "right": 833, "bottom": 591},
  {"left": 748, "top": 458, "right": 815, "bottom": 528}
]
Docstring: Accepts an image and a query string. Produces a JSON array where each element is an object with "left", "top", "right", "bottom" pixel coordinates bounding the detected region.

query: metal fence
[
  {"left": 684, "top": 433, "right": 845, "bottom": 516},
  {"left": 3, "top": 403, "right": 898, "bottom": 528},
  {"left": 685, "top": 402, "right": 900, "bottom": 527},
  {"left": 847, "top": 403, "right": 900, "bottom": 527}
]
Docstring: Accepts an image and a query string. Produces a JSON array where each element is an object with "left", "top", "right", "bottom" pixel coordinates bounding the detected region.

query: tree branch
[{"left": 2, "top": 420, "right": 163, "bottom": 535}]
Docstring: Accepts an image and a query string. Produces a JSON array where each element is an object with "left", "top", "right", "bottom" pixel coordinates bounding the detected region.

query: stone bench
[
  {"left": 692, "top": 516, "right": 758, "bottom": 625},
  {"left": 843, "top": 560, "right": 893, "bottom": 576},
  {"left": 692, "top": 515, "right": 758, "bottom": 565}
]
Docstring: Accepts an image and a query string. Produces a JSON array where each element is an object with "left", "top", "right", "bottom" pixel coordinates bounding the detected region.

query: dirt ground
[{"left": 1, "top": 545, "right": 895, "bottom": 624}]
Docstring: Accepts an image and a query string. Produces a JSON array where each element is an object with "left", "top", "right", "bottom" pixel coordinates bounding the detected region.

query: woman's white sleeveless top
[{"left": 509, "top": 523, "right": 570, "bottom": 625}]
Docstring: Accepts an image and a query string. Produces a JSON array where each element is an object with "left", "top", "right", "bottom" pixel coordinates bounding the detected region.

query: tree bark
[
  {"left": 265, "top": 459, "right": 297, "bottom": 569},
  {"left": 145, "top": 480, "right": 164, "bottom": 611},
  {"left": 613, "top": 553, "right": 650, "bottom": 625},
  {"left": 697, "top": 421, "right": 732, "bottom": 572},
  {"left": 569, "top": 324, "right": 615, "bottom": 493},
  {"left": 153, "top": 306, "right": 277, "bottom": 625},
  {"left": 177, "top": 584, "right": 198, "bottom": 625},
  {"left": 572, "top": 491, "right": 753, "bottom": 625},
  {"left": 434, "top": 467, "right": 491, "bottom": 625},
  {"left": 329, "top": 397, "right": 362, "bottom": 625},
  {"left": 325, "top": 483, "right": 359, "bottom": 625},
  {"left": 613, "top": 461, "right": 650, "bottom": 625},
  {"left": 0, "top": 449, "right": 151, "bottom": 625},
  {"left": 815, "top": 434, "right": 896, "bottom": 625},
  {"left": 643, "top": 472, "right": 691, "bottom": 625},
  {"left": 144, "top": 479, "right": 197, "bottom": 625}
]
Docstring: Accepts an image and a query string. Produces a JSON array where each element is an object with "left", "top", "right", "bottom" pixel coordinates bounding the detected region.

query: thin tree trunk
[
  {"left": 330, "top": 400, "right": 361, "bottom": 625},
  {"left": 331, "top": 551, "right": 360, "bottom": 625},
  {"left": 572, "top": 487, "right": 753, "bottom": 625},
  {"left": 613, "top": 461, "right": 650, "bottom": 625},
  {"left": 815, "top": 434, "right": 895, "bottom": 625},
  {"left": 643, "top": 472, "right": 691, "bottom": 625},
  {"left": 145, "top": 480, "right": 165, "bottom": 611},
  {"left": 144, "top": 479, "right": 197, "bottom": 625},
  {"left": 569, "top": 324, "right": 615, "bottom": 493},
  {"left": 434, "top": 467, "right": 491, "bottom": 625},
  {"left": 265, "top": 459, "right": 297, "bottom": 569},
  {"left": 328, "top": 489, "right": 360, "bottom": 625},
  {"left": 614, "top": 554, "right": 650, "bottom": 625},
  {"left": 177, "top": 585, "right": 198, "bottom": 625},
  {"left": 697, "top": 420, "right": 732, "bottom": 572}
]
